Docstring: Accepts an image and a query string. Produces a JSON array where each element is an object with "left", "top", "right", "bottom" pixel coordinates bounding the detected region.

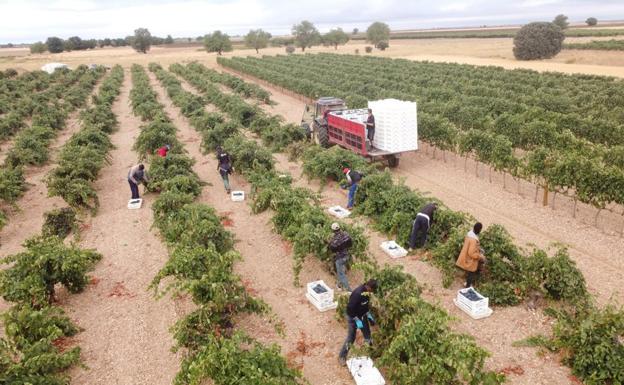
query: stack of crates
[{"left": 368, "top": 99, "right": 418, "bottom": 153}]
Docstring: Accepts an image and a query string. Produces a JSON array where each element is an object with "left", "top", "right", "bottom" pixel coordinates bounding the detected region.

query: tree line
[
  {"left": 30, "top": 30, "right": 175, "bottom": 54},
  {"left": 29, "top": 21, "right": 391, "bottom": 56}
]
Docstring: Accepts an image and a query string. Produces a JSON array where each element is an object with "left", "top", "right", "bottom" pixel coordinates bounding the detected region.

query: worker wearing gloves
[
  {"left": 338, "top": 279, "right": 378, "bottom": 365},
  {"left": 456, "top": 222, "right": 487, "bottom": 288},
  {"left": 365, "top": 108, "right": 375, "bottom": 150},
  {"left": 329, "top": 222, "right": 352, "bottom": 291},
  {"left": 128, "top": 163, "right": 149, "bottom": 199},
  {"left": 216, "top": 146, "right": 233, "bottom": 194},
  {"left": 343, "top": 167, "right": 363, "bottom": 209},
  {"left": 408, "top": 202, "right": 438, "bottom": 251}
]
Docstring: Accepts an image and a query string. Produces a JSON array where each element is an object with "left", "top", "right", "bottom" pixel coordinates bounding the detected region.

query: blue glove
[
  {"left": 355, "top": 318, "right": 364, "bottom": 329},
  {"left": 367, "top": 312, "right": 376, "bottom": 325}
]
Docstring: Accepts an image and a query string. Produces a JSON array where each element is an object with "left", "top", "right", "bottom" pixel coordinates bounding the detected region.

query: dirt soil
[{"left": 62, "top": 70, "right": 182, "bottom": 385}]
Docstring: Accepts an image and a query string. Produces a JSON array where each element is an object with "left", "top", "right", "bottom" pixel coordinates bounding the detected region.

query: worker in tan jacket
[{"left": 456, "top": 222, "right": 486, "bottom": 288}]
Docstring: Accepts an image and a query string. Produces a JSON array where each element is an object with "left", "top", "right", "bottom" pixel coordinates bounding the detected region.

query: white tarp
[{"left": 41, "top": 62, "right": 68, "bottom": 74}]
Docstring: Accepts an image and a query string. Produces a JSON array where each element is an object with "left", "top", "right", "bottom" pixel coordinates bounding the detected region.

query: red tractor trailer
[{"left": 301, "top": 97, "right": 417, "bottom": 167}]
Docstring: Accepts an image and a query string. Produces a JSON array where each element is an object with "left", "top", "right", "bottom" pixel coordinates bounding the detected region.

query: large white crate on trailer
[{"left": 368, "top": 99, "right": 418, "bottom": 153}]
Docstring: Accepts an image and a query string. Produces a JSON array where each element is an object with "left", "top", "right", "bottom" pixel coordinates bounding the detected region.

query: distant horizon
[{"left": 2, "top": 0, "right": 623, "bottom": 44}]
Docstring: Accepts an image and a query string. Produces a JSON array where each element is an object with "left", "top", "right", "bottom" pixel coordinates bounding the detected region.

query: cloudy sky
[{"left": 1, "top": 0, "right": 623, "bottom": 43}]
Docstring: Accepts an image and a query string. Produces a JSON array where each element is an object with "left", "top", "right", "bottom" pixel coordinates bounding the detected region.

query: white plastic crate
[
  {"left": 454, "top": 288, "right": 493, "bottom": 319},
  {"left": 328, "top": 205, "right": 351, "bottom": 218},
  {"left": 457, "top": 287, "right": 489, "bottom": 311},
  {"left": 307, "top": 280, "right": 334, "bottom": 304},
  {"left": 368, "top": 99, "right": 418, "bottom": 153},
  {"left": 347, "top": 357, "right": 386, "bottom": 385},
  {"left": 380, "top": 241, "right": 407, "bottom": 258},
  {"left": 230, "top": 191, "right": 245, "bottom": 202},
  {"left": 127, "top": 198, "right": 143, "bottom": 209},
  {"left": 306, "top": 292, "right": 338, "bottom": 312}
]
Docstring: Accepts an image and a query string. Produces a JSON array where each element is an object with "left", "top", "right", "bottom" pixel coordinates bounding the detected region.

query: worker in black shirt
[
  {"left": 338, "top": 279, "right": 378, "bottom": 365},
  {"left": 408, "top": 202, "right": 438, "bottom": 251},
  {"left": 365, "top": 108, "right": 375, "bottom": 150}
]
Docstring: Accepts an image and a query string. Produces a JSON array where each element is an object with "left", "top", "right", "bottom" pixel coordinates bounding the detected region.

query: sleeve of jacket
[{"left": 467, "top": 239, "right": 481, "bottom": 261}]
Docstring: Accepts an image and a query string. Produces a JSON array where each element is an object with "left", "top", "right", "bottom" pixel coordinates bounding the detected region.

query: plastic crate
[
  {"left": 306, "top": 280, "right": 334, "bottom": 304},
  {"left": 368, "top": 99, "right": 418, "bottom": 153},
  {"left": 454, "top": 288, "right": 493, "bottom": 319},
  {"left": 230, "top": 191, "right": 245, "bottom": 202},
  {"left": 347, "top": 357, "right": 386, "bottom": 385},
  {"left": 380, "top": 240, "right": 407, "bottom": 258},
  {"left": 306, "top": 292, "right": 338, "bottom": 312},
  {"left": 328, "top": 205, "right": 351, "bottom": 218},
  {"left": 457, "top": 287, "right": 489, "bottom": 311},
  {"left": 127, "top": 198, "right": 142, "bottom": 209}
]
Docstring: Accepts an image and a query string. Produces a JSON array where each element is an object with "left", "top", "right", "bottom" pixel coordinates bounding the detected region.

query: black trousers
[
  {"left": 128, "top": 179, "right": 139, "bottom": 199},
  {"left": 409, "top": 216, "right": 429, "bottom": 248}
]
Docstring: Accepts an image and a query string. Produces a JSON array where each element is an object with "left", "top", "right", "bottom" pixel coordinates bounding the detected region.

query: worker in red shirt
[{"left": 156, "top": 144, "right": 171, "bottom": 158}]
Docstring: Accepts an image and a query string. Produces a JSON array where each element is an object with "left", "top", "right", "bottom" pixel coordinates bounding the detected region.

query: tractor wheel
[
  {"left": 301, "top": 122, "right": 312, "bottom": 139},
  {"left": 387, "top": 155, "right": 400, "bottom": 168},
  {"left": 315, "top": 124, "right": 329, "bottom": 148}
]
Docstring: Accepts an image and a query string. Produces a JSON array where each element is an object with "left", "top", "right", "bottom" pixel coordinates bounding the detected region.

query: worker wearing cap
[
  {"left": 408, "top": 202, "right": 438, "bottom": 251},
  {"left": 343, "top": 168, "right": 363, "bottom": 209},
  {"left": 329, "top": 222, "right": 352, "bottom": 291},
  {"left": 338, "top": 278, "right": 378, "bottom": 365},
  {"left": 156, "top": 144, "right": 171, "bottom": 158}
]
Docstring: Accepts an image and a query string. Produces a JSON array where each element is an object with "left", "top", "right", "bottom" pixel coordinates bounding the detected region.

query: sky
[{"left": 1, "top": 0, "right": 623, "bottom": 43}]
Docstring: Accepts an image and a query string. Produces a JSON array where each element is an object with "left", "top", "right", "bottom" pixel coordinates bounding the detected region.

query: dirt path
[
  {"left": 212, "top": 66, "right": 624, "bottom": 305},
  {"left": 65, "top": 69, "right": 181, "bottom": 385},
  {"left": 148, "top": 70, "right": 355, "bottom": 385}
]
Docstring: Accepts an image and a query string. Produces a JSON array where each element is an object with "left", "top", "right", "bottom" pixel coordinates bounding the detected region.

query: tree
[
  {"left": 244, "top": 29, "right": 272, "bottom": 53},
  {"left": 323, "top": 28, "right": 349, "bottom": 50},
  {"left": 366, "top": 21, "right": 391, "bottom": 49},
  {"left": 165, "top": 34, "right": 174, "bottom": 44},
  {"left": 292, "top": 20, "right": 321, "bottom": 52},
  {"left": 513, "top": 22, "right": 565, "bottom": 60},
  {"left": 586, "top": 17, "right": 598, "bottom": 26},
  {"left": 377, "top": 41, "right": 389, "bottom": 50},
  {"left": 352, "top": 28, "right": 359, "bottom": 35},
  {"left": 64, "top": 36, "right": 83, "bottom": 51},
  {"left": 45, "top": 37, "right": 64, "bottom": 53},
  {"left": 132, "top": 27, "right": 152, "bottom": 53},
  {"left": 553, "top": 14, "right": 569, "bottom": 30},
  {"left": 30, "top": 42, "right": 46, "bottom": 54},
  {"left": 204, "top": 31, "right": 232, "bottom": 55}
]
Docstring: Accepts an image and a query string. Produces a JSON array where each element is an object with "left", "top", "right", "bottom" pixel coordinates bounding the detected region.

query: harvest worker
[
  {"left": 128, "top": 163, "right": 149, "bottom": 200},
  {"left": 329, "top": 222, "right": 352, "bottom": 291},
  {"left": 408, "top": 202, "right": 438, "bottom": 251},
  {"left": 455, "top": 222, "right": 486, "bottom": 288},
  {"left": 343, "top": 168, "right": 363, "bottom": 209},
  {"left": 216, "top": 146, "right": 233, "bottom": 194},
  {"left": 365, "top": 108, "right": 375, "bottom": 149},
  {"left": 156, "top": 144, "right": 171, "bottom": 157},
  {"left": 338, "top": 278, "right": 378, "bottom": 365}
]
